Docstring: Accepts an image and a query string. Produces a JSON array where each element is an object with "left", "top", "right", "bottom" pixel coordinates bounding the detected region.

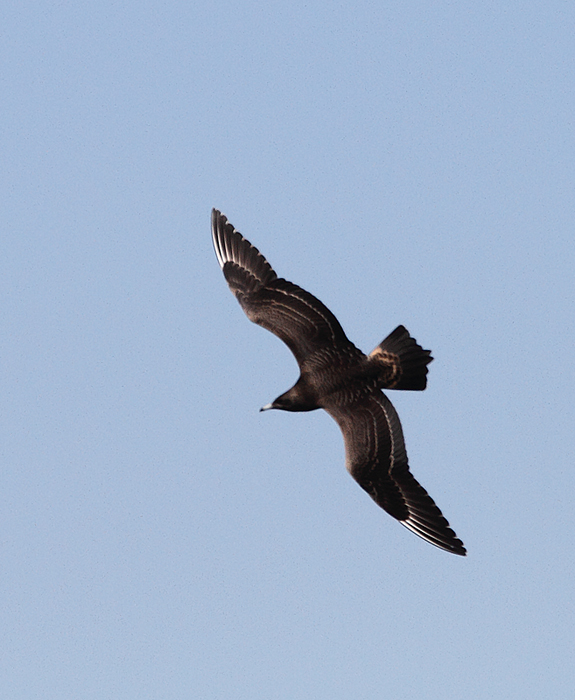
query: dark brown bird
[{"left": 212, "top": 209, "right": 466, "bottom": 556}]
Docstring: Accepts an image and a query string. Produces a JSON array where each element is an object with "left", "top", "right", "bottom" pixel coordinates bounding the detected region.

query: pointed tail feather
[{"left": 368, "top": 325, "right": 433, "bottom": 390}]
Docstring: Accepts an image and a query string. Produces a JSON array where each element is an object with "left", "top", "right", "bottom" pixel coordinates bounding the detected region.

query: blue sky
[{"left": 2, "top": 1, "right": 574, "bottom": 698}]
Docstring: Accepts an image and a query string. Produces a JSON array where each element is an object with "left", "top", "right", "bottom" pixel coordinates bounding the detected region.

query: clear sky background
[{"left": 2, "top": 2, "right": 574, "bottom": 698}]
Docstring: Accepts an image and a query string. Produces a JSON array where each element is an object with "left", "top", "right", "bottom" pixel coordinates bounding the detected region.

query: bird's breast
[{"left": 300, "top": 346, "right": 373, "bottom": 405}]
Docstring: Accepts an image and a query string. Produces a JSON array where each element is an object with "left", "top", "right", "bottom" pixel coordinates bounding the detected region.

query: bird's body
[{"left": 212, "top": 209, "right": 466, "bottom": 556}]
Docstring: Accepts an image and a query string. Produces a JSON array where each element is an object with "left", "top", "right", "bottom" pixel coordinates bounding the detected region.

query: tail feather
[{"left": 368, "top": 325, "right": 433, "bottom": 390}]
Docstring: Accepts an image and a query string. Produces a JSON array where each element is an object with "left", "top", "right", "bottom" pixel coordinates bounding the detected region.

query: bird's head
[{"left": 260, "top": 380, "right": 318, "bottom": 413}]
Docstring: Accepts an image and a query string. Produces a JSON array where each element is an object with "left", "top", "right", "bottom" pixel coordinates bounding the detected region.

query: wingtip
[
  {"left": 400, "top": 519, "right": 467, "bottom": 556},
  {"left": 210, "top": 209, "right": 278, "bottom": 286},
  {"left": 211, "top": 208, "right": 227, "bottom": 269}
]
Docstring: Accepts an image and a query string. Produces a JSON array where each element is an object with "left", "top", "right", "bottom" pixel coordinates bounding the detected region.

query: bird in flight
[{"left": 212, "top": 209, "right": 466, "bottom": 556}]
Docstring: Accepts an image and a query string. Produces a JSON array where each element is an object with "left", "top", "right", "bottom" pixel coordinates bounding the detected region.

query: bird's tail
[{"left": 368, "top": 325, "right": 433, "bottom": 390}]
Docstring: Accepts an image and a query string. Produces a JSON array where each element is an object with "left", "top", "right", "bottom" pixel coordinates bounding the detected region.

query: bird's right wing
[
  {"left": 212, "top": 209, "right": 352, "bottom": 364},
  {"left": 326, "top": 391, "right": 466, "bottom": 555}
]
